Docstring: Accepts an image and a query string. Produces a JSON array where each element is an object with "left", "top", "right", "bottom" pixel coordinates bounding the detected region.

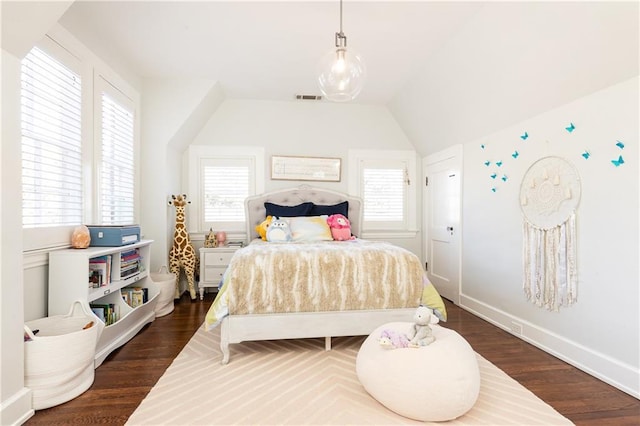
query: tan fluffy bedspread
[{"left": 227, "top": 240, "right": 424, "bottom": 315}]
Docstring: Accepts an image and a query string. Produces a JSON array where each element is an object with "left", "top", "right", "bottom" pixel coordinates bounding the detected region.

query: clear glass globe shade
[{"left": 317, "top": 47, "right": 366, "bottom": 102}]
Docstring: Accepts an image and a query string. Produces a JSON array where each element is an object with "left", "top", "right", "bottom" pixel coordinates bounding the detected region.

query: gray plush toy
[
  {"left": 266, "top": 216, "right": 292, "bottom": 242},
  {"left": 407, "top": 305, "right": 439, "bottom": 347}
]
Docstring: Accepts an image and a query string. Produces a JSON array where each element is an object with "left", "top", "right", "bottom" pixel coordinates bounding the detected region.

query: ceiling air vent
[{"left": 295, "top": 94, "right": 323, "bottom": 101}]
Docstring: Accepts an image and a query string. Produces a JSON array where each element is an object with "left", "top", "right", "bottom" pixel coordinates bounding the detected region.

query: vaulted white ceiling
[
  {"left": 58, "top": 1, "right": 485, "bottom": 104},
  {"left": 6, "top": 1, "right": 638, "bottom": 156}
]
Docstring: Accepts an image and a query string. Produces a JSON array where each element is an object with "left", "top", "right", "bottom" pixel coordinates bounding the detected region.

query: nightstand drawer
[
  {"left": 198, "top": 246, "right": 241, "bottom": 300},
  {"left": 204, "top": 266, "right": 227, "bottom": 283},
  {"left": 204, "top": 251, "right": 235, "bottom": 266}
]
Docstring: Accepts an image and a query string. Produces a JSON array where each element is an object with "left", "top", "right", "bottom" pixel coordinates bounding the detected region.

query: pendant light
[{"left": 317, "top": 0, "right": 366, "bottom": 102}]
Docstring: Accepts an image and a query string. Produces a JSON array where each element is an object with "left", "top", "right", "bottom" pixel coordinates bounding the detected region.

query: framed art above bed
[{"left": 271, "top": 155, "right": 341, "bottom": 182}]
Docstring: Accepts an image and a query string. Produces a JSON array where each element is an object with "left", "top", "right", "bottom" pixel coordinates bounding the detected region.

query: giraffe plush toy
[{"left": 169, "top": 194, "right": 198, "bottom": 300}]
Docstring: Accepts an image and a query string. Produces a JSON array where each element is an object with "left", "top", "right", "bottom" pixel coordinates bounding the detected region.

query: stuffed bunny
[{"left": 407, "top": 306, "right": 439, "bottom": 347}]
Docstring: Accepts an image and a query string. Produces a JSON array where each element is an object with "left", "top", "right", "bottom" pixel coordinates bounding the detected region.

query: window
[
  {"left": 21, "top": 45, "right": 83, "bottom": 228},
  {"left": 348, "top": 150, "right": 417, "bottom": 235},
  {"left": 363, "top": 165, "right": 405, "bottom": 222},
  {"left": 202, "top": 159, "right": 251, "bottom": 224},
  {"left": 187, "top": 146, "right": 264, "bottom": 235},
  {"left": 20, "top": 29, "right": 141, "bottom": 251},
  {"left": 96, "top": 79, "right": 136, "bottom": 225}
]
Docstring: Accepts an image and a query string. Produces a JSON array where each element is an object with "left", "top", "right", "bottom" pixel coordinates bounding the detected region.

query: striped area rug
[{"left": 126, "top": 325, "right": 572, "bottom": 425}]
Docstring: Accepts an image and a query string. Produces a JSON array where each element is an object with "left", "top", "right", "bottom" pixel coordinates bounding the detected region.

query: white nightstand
[{"left": 198, "top": 246, "right": 239, "bottom": 300}]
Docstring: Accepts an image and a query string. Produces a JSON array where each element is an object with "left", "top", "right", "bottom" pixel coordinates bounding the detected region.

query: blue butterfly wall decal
[
  {"left": 496, "top": 161, "right": 503, "bottom": 167},
  {"left": 491, "top": 187, "right": 497, "bottom": 193},
  {"left": 565, "top": 123, "right": 575, "bottom": 133},
  {"left": 520, "top": 132, "right": 529, "bottom": 140},
  {"left": 512, "top": 150, "right": 519, "bottom": 159},
  {"left": 581, "top": 151, "right": 590, "bottom": 159},
  {"left": 490, "top": 173, "right": 497, "bottom": 179},
  {"left": 611, "top": 155, "right": 624, "bottom": 167},
  {"left": 481, "top": 144, "right": 485, "bottom": 150},
  {"left": 484, "top": 161, "right": 491, "bottom": 166},
  {"left": 501, "top": 175, "right": 508, "bottom": 182},
  {"left": 616, "top": 140, "right": 625, "bottom": 149}
]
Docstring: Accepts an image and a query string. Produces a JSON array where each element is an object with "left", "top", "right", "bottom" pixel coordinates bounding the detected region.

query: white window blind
[
  {"left": 202, "top": 159, "right": 252, "bottom": 225},
  {"left": 363, "top": 167, "right": 405, "bottom": 222},
  {"left": 21, "top": 46, "right": 83, "bottom": 228},
  {"left": 349, "top": 150, "right": 417, "bottom": 234},
  {"left": 99, "top": 91, "right": 135, "bottom": 225},
  {"left": 187, "top": 145, "right": 264, "bottom": 234}
]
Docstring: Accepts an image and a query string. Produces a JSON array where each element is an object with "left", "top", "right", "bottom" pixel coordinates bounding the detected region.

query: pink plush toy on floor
[{"left": 327, "top": 214, "right": 355, "bottom": 241}]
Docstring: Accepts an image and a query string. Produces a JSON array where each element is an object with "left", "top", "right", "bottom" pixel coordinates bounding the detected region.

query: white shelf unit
[{"left": 48, "top": 239, "right": 158, "bottom": 367}]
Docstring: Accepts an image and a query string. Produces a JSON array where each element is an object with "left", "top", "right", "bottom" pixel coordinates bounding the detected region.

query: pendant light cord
[
  {"left": 335, "top": 0, "right": 346, "bottom": 48},
  {"left": 339, "top": 0, "right": 343, "bottom": 34}
]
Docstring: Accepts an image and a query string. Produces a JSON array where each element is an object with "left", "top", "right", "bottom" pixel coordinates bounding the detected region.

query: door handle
[{"left": 446, "top": 226, "right": 454, "bottom": 231}]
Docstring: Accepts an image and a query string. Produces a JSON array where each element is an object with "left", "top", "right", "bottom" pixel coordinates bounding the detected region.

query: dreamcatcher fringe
[{"left": 523, "top": 213, "right": 577, "bottom": 311}]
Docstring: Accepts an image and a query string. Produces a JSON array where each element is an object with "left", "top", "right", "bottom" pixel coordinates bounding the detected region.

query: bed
[{"left": 204, "top": 185, "right": 446, "bottom": 364}]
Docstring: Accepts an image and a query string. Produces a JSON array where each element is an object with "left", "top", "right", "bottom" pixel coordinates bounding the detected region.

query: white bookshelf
[{"left": 48, "top": 239, "right": 159, "bottom": 367}]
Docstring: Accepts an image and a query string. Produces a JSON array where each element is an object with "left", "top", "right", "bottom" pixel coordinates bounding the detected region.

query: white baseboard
[
  {"left": 0, "top": 387, "right": 33, "bottom": 426},
  {"left": 460, "top": 294, "right": 639, "bottom": 399}
]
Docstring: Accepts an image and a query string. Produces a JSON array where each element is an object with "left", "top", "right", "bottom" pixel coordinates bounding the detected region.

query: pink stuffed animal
[{"left": 326, "top": 214, "right": 354, "bottom": 241}]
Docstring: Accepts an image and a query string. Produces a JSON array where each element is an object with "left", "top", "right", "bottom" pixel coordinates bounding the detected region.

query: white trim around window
[
  {"left": 186, "top": 145, "right": 265, "bottom": 235},
  {"left": 348, "top": 149, "right": 418, "bottom": 238}
]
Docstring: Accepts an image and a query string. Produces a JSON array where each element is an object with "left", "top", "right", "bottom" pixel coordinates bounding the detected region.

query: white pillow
[{"left": 286, "top": 215, "right": 332, "bottom": 242}]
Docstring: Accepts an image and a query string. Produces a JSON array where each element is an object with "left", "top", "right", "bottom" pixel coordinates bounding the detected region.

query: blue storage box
[{"left": 88, "top": 225, "right": 140, "bottom": 247}]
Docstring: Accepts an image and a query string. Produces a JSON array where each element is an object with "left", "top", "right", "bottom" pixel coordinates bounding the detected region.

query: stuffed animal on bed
[
  {"left": 266, "top": 217, "right": 292, "bottom": 242},
  {"left": 379, "top": 329, "right": 411, "bottom": 349},
  {"left": 255, "top": 215, "right": 273, "bottom": 241},
  {"left": 326, "top": 214, "right": 354, "bottom": 241},
  {"left": 407, "top": 306, "right": 439, "bottom": 347}
]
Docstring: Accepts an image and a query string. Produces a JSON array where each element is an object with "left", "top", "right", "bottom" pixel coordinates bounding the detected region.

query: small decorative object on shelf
[
  {"left": 216, "top": 231, "right": 227, "bottom": 246},
  {"left": 204, "top": 228, "right": 218, "bottom": 248},
  {"left": 71, "top": 225, "right": 91, "bottom": 249}
]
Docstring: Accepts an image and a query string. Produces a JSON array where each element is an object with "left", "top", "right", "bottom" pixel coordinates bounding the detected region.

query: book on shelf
[
  {"left": 121, "top": 286, "right": 148, "bottom": 308},
  {"left": 90, "top": 303, "right": 119, "bottom": 325},
  {"left": 120, "top": 249, "right": 140, "bottom": 261},
  {"left": 120, "top": 249, "right": 142, "bottom": 279},
  {"left": 122, "top": 290, "right": 131, "bottom": 306},
  {"left": 88, "top": 255, "right": 112, "bottom": 288}
]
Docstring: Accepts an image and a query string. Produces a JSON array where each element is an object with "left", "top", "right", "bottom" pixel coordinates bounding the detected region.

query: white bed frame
[{"left": 220, "top": 185, "right": 415, "bottom": 364}]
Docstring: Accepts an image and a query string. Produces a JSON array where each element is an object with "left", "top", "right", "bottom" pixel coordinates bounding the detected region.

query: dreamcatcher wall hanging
[{"left": 520, "top": 156, "right": 581, "bottom": 311}]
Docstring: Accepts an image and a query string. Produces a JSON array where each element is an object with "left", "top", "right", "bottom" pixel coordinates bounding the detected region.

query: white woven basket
[
  {"left": 24, "top": 300, "right": 104, "bottom": 410},
  {"left": 150, "top": 266, "right": 176, "bottom": 317}
]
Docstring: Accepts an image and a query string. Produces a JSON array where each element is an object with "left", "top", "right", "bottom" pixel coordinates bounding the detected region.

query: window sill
[{"left": 360, "top": 229, "right": 419, "bottom": 240}]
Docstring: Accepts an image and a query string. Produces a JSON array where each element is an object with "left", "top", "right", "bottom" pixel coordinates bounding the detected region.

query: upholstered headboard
[{"left": 245, "top": 185, "right": 363, "bottom": 241}]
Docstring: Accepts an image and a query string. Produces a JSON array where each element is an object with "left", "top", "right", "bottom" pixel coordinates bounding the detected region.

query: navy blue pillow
[
  {"left": 310, "top": 201, "right": 349, "bottom": 218},
  {"left": 264, "top": 202, "right": 313, "bottom": 217}
]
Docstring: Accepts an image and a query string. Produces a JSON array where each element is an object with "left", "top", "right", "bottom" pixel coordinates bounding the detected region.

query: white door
[{"left": 423, "top": 146, "right": 462, "bottom": 304}]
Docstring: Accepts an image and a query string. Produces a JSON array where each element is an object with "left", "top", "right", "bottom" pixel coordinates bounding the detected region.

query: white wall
[
  {"left": 1, "top": 49, "right": 33, "bottom": 426},
  {"left": 140, "top": 78, "right": 223, "bottom": 272},
  {"left": 188, "top": 99, "right": 422, "bottom": 253},
  {"left": 390, "top": 1, "right": 639, "bottom": 157},
  {"left": 460, "top": 77, "right": 639, "bottom": 397}
]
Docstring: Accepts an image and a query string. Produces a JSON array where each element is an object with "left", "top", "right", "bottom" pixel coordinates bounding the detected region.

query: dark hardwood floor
[{"left": 26, "top": 295, "right": 639, "bottom": 425}]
